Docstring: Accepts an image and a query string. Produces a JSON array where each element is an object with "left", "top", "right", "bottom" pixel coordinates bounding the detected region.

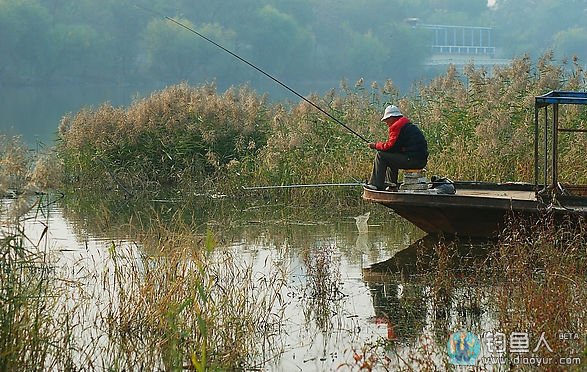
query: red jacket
[{"left": 374, "top": 116, "right": 410, "bottom": 151}]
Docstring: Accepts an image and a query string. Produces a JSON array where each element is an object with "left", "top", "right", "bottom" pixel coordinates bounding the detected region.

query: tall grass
[
  {"left": 2, "top": 174, "right": 585, "bottom": 370},
  {"left": 300, "top": 242, "right": 344, "bottom": 333},
  {"left": 491, "top": 215, "right": 587, "bottom": 360},
  {"left": 0, "top": 197, "right": 76, "bottom": 371},
  {"left": 1, "top": 192, "right": 289, "bottom": 370},
  {"left": 415, "top": 53, "right": 587, "bottom": 182},
  {"left": 351, "top": 216, "right": 587, "bottom": 370},
  {"left": 4, "top": 53, "right": 587, "bottom": 369},
  {"left": 57, "top": 82, "right": 269, "bottom": 197},
  {"left": 0, "top": 135, "right": 63, "bottom": 195},
  {"left": 102, "top": 229, "right": 288, "bottom": 370},
  {"left": 56, "top": 53, "right": 587, "bottom": 203},
  {"left": 0, "top": 135, "right": 31, "bottom": 192}
]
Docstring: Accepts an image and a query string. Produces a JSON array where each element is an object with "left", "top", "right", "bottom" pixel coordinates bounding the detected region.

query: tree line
[{"left": 1, "top": 0, "right": 586, "bottom": 94}]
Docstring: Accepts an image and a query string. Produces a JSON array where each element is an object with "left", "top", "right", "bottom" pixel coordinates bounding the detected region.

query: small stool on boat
[{"left": 399, "top": 169, "right": 429, "bottom": 190}]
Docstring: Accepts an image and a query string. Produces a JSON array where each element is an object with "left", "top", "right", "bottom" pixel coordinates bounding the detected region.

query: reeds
[
  {"left": 0, "top": 135, "right": 63, "bottom": 195},
  {"left": 349, "top": 215, "right": 586, "bottom": 370},
  {"left": 1, "top": 194, "right": 290, "bottom": 370},
  {"left": 300, "top": 242, "right": 344, "bottom": 333},
  {"left": 491, "top": 215, "right": 587, "bottom": 360},
  {"left": 125, "top": 220, "right": 288, "bottom": 370},
  {"left": 0, "top": 199, "right": 76, "bottom": 371},
  {"left": 56, "top": 53, "right": 587, "bottom": 204},
  {"left": 57, "top": 82, "right": 269, "bottom": 196},
  {"left": 6, "top": 52, "right": 587, "bottom": 369},
  {"left": 418, "top": 53, "right": 587, "bottom": 183},
  {"left": 0, "top": 135, "right": 31, "bottom": 193},
  {"left": 102, "top": 235, "right": 288, "bottom": 370},
  {"left": 2, "top": 189, "right": 586, "bottom": 369}
]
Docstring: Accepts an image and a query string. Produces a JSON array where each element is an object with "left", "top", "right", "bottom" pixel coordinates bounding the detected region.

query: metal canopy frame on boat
[{"left": 534, "top": 90, "right": 587, "bottom": 198}]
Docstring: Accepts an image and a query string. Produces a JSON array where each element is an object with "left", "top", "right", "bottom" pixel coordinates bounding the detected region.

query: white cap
[{"left": 381, "top": 105, "right": 402, "bottom": 121}]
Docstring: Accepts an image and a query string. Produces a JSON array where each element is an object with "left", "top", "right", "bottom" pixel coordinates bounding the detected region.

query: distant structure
[{"left": 406, "top": 18, "right": 511, "bottom": 71}]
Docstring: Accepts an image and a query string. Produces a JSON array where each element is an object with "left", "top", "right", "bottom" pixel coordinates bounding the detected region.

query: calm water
[
  {"left": 0, "top": 82, "right": 322, "bottom": 146},
  {"left": 0, "top": 85, "right": 155, "bottom": 145},
  {"left": 3, "top": 193, "right": 506, "bottom": 370}
]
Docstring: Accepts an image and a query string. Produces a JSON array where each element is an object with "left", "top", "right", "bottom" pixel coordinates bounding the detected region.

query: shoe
[
  {"left": 364, "top": 184, "right": 379, "bottom": 191},
  {"left": 384, "top": 183, "right": 398, "bottom": 191}
]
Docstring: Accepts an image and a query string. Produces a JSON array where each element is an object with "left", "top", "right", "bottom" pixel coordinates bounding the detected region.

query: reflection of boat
[
  {"left": 362, "top": 235, "right": 491, "bottom": 279},
  {"left": 363, "top": 91, "right": 587, "bottom": 238},
  {"left": 365, "top": 278, "right": 426, "bottom": 342},
  {"left": 362, "top": 235, "right": 488, "bottom": 343}
]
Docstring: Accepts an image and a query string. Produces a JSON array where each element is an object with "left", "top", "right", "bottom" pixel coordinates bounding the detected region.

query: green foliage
[
  {"left": 493, "top": 0, "right": 587, "bottom": 62},
  {"left": 0, "top": 207, "right": 76, "bottom": 371},
  {"left": 141, "top": 18, "right": 238, "bottom": 82},
  {"left": 48, "top": 23, "right": 102, "bottom": 78},
  {"left": 243, "top": 4, "right": 314, "bottom": 80},
  {"left": 5, "top": 0, "right": 587, "bottom": 95},
  {"left": 0, "top": 0, "right": 498, "bottom": 90},
  {"left": 425, "top": 0, "right": 489, "bottom": 24},
  {"left": 0, "top": 0, "right": 51, "bottom": 83}
]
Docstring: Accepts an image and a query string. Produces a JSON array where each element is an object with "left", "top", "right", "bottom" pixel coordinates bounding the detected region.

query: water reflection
[
  {"left": 364, "top": 234, "right": 492, "bottom": 277},
  {"left": 0, "top": 193, "right": 498, "bottom": 370},
  {"left": 0, "top": 85, "right": 149, "bottom": 145},
  {"left": 54, "top": 194, "right": 432, "bottom": 370},
  {"left": 360, "top": 235, "right": 496, "bottom": 370},
  {"left": 5, "top": 191, "right": 586, "bottom": 370}
]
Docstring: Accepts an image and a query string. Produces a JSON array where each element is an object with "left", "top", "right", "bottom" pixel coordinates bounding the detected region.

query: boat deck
[
  {"left": 361, "top": 91, "right": 587, "bottom": 237},
  {"left": 362, "top": 182, "right": 587, "bottom": 237},
  {"left": 455, "top": 188, "right": 536, "bottom": 200},
  {"left": 367, "top": 185, "right": 587, "bottom": 210}
]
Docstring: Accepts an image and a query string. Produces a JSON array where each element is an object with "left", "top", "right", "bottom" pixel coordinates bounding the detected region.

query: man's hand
[{"left": 368, "top": 142, "right": 377, "bottom": 149}]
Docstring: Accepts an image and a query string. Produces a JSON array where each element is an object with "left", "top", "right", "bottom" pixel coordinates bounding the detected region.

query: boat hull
[{"left": 362, "top": 184, "right": 586, "bottom": 238}]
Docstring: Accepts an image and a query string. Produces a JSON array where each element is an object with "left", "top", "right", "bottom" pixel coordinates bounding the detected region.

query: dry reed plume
[
  {"left": 491, "top": 215, "right": 587, "bottom": 362},
  {"left": 57, "top": 82, "right": 269, "bottom": 196},
  {"left": 54, "top": 52, "right": 587, "bottom": 205}
]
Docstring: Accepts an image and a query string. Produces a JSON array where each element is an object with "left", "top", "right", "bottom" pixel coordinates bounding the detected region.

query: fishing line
[{"left": 135, "top": 5, "right": 370, "bottom": 143}]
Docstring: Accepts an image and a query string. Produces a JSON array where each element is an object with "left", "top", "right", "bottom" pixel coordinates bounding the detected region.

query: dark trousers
[{"left": 369, "top": 151, "right": 427, "bottom": 189}]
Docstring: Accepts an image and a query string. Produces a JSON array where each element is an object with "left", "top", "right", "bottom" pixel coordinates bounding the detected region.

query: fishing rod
[
  {"left": 242, "top": 182, "right": 364, "bottom": 190},
  {"left": 136, "top": 5, "right": 370, "bottom": 143}
]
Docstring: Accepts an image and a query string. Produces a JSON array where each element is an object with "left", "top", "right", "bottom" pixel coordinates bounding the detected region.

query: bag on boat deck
[{"left": 430, "top": 175, "right": 456, "bottom": 194}]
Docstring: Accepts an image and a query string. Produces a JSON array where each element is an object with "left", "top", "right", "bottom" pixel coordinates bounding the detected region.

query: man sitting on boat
[{"left": 365, "top": 105, "right": 428, "bottom": 191}]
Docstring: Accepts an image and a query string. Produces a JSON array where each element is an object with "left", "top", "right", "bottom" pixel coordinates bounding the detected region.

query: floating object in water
[{"left": 354, "top": 212, "right": 370, "bottom": 234}]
